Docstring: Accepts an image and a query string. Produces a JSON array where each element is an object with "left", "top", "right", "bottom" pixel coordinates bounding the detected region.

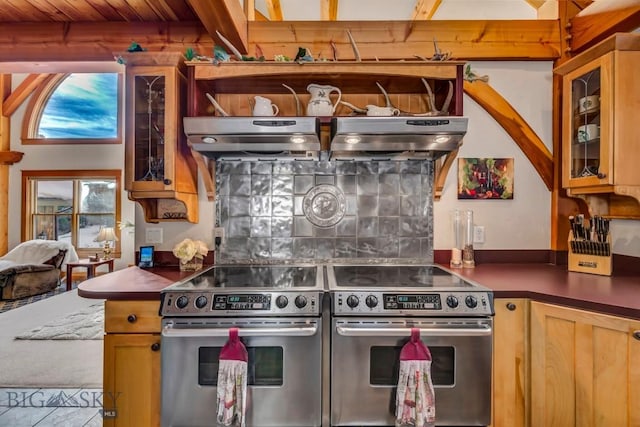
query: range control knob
[
  {"left": 276, "top": 295, "right": 289, "bottom": 309},
  {"left": 195, "top": 296, "right": 208, "bottom": 309},
  {"left": 294, "top": 295, "right": 308, "bottom": 309},
  {"left": 365, "top": 295, "right": 378, "bottom": 308},
  {"left": 446, "top": 295, "right": 459, "bottom": 308},
  {"left": 346, "top": 295, "right": 359, "bottom": 308},
  {"left": 176, "top": 296, "right": 189, "bottom": 309},
  {"left": 465, "top": 295, "right": 478, "bottom": 308}
]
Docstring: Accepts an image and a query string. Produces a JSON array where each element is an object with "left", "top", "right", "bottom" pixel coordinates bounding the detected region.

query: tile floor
[{"left": 0, "top": 388, "right": 102, "bottom": 426}]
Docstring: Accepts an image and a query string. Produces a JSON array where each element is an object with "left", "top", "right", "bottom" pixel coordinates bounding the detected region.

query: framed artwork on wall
[{"left": 457, "top": 158, "right": 514, "bottom": 199}]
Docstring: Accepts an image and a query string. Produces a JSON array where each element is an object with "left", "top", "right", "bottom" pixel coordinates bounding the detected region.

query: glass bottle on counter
[
  {"left": 463, "top": 209, "right": 475, "bottom": 268},
  {"left": 450, "top": 210, "right": 463, "bottom": 268}
]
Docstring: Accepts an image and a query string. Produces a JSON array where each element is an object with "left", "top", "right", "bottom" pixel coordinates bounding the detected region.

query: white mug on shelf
[
  {"left": 366, "top": 105, "right": 400, "bottom": 116},
  {"left": 578, "top": 95, "right": 600, "bottom": 113},
  {"left": 253, "top": 96, "right": 279, "bottom": 116},
  {"left": 577, "top": 124, "right": 600, "bottom": 143}
]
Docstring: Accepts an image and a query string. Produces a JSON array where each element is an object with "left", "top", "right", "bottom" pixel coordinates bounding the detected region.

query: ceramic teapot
[
  {"left": 253, "top": 95, "right": 279, "bottom": 116},
  {"left": 306, "top": 84, "right": 341, "bottom": 116}
]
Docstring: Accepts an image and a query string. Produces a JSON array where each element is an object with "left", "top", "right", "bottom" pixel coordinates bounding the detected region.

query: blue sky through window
[{"left": 38, "top": 73, "right": 118, "bottom": 139}]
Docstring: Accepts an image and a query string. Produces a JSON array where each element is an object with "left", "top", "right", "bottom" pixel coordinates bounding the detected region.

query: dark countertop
[{"left": 78, "top": 263, "right": 640, "bottom": 319}]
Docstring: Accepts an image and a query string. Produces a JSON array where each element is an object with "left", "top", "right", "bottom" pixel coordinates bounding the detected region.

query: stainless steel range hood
[
  {"left": 184, "top": 117, "right": 321, "bottom": 161},
  {"left": 330, "top": 116, "right": 468, "bottom": 160}
]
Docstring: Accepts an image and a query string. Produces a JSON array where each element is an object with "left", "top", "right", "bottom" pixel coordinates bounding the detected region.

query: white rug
[{"left": 14, "top": 302, "right": 104, "bottom": 340}]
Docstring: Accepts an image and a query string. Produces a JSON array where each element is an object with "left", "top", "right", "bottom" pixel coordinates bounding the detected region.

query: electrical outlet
[
  {"left": 212, "top": 227, "right": 225, "bottom": 247},
  {"left": 473, "top": 225, "right": 485, "bottom": 244},
  {"left": 145, "top": 227, "right": 163, "bottom": 244}
]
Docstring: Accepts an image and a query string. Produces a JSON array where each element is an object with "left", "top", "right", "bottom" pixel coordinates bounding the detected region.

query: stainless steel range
[
  {"left": 160, "top": 264, "right": 325, "bottom": 427},
  {"left": 327, "top": 263, "right": 494, "bottom": 427}
]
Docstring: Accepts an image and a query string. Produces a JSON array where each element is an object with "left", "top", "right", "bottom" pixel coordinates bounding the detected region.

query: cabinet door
[
  {"left": 125, "top": 66, "right": 179, "bottom": 192},
  {"left": 530, "top": 302, "right": 640, "bottom": 427},
  {"left": 103, "top": 333, "right": 161, "bottom": 427},
  {"left": 492, "top": 299, "right": 528, "bottom": 427},
  {"left": 562, "top": 53, "right": 614, "bottom": 189}
]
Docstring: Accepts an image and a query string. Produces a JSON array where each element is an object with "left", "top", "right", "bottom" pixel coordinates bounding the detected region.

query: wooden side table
[{"left": 66, "top": 258, "right": 115, "bottom": 291}]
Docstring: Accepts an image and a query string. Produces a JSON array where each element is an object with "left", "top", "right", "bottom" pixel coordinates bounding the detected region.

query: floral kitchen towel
[
  {"left": 217, "top": 328, "right": 248, "bottom": 427},
  {"left": 395, "top": 328, "right": 436, "bottom": 427}
]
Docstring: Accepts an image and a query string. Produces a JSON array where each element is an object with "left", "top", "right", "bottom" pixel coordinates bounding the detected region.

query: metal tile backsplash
[{"left": 216, "top": 160, "right": 434, "bottom": 262}]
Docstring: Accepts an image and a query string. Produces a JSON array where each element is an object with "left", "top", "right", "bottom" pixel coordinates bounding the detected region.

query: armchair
[{"left": 0, "top": 240, "right": 78, "bottom": 300}]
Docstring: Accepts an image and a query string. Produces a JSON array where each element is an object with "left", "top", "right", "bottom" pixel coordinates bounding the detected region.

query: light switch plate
[{"left": 145, "top": 227, "right": 163, "bottom": 244}]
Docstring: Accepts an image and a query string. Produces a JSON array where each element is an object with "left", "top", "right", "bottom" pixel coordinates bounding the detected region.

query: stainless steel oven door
[
  {"left": 161, "top": 317, "right": 322, "bottom": 427},
  {"left": 331, "top": 317, "right": 492, "bottom": 426}
]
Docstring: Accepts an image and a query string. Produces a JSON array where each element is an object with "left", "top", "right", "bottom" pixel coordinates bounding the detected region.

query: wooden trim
[
  {"left": 20, "top": 169, "right": 122, "bottom": 256},
  {"left": 463, "top": 79, "right": 554, "bottom": 191},
  {"left": 0, "top": 151, "right": 24, "bottom": 165},
  {"left": 0, "top": 20, "right": 561, "bottom": 62},
  {"left": 434, "top": 150, "right": 457, "bottom": 200},
  {"left": 321, "top": 0, "right": 339, "bottom": 21},
  {"left": 21, "top": 138, "right": 121, "bottom": 145},
  {"left": 265, "top": 0, "right": 283, "bottom": 21},
  {"left": 2, "top": 73, "right": 50, "bottom": 117},
  {"left": 0, "top": 74, "right": 9, "bottom": 255}
]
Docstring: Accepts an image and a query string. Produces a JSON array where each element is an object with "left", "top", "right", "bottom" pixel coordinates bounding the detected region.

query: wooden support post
[{"left": 0, "top": 74, "right": 10, "bottom": 254}]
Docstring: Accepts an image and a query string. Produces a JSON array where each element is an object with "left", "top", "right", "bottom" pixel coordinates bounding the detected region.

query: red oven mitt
[
  {"left": 396, "top": 328, "right": 436, "bottom": 427},
  {"left": 217, "top": 328, "right": 248, "bottom": 427}
]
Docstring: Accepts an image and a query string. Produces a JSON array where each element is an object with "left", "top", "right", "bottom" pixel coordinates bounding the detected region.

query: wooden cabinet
[
  {"left": 492, "top": 299, "right": 529, "bottom": 427},
  {"left": 123, "top": 52, "right": 198, "bottom": 223},
  {"left": 530, "top": 301, "right": 640, "bottom": 427},
  {"left": 103, "top": 300, "right": 161, "bottom": 427},
  {"left": 555, "top": 34, "right": 640, "bottom": 218}
]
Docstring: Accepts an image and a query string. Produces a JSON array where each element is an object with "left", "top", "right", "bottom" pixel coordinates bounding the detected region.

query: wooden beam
[
  {"left": 463, "top": 79, "right": 554, "bottom": 191},
  {"left": 186, "top": 0, "right": 248, "bottom": 54},
  {"left": 0, "top": 151, "right": 24, "bottom": 165},
  {"left": 244, "top": 0, "right": 256, "bottom": 21},
  {"left": 321, "top": 0, "right": 339, "bottom": 21},
  {"left": 0, "top": 20, "right": 561, "bottom": 62},
  {"left": 265, "top": 0, "right": 283, "bottom": 21},
  {"left": 249, "top": 20, "right": 561, "bottom": 60},
  {"left": 0, "top": 74, "right": 10, "bottom": 254},
  {"left": 3, "top": 73, "right": 50, "bottom": 117},
  {"left": 412, "top": 0, "right": 442, "bottom": 20},
  {"left": 569, "top": 0, "right": 640, "bottom": 53},
  {"left": 523, "top": 0, "right": 547, "bottom": 9}
]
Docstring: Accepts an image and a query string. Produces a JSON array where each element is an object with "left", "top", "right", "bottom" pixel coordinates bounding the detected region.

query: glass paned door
[
  {"left": 133, "top": 74, "right": 166, "bottom": 183},
  {"left": 570, "top": 67, "right": 601, "bottom": 180}
]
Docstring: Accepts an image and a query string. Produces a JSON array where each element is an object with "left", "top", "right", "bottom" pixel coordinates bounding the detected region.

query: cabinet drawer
[{"left": 105, "top": 300, "right": 161, "bottom": 333}]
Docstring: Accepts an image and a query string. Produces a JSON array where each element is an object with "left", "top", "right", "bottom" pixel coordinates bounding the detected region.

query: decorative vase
[{"left": 179, "top": 256, "right": 203, "bottom": 272}]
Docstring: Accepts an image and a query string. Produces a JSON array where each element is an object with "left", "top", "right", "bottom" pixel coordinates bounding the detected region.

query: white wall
[{"left": 434, "top": 61, "right": 553, "bottom": 250}]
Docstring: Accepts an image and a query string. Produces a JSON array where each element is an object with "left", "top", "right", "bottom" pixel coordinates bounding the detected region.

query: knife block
[{"left": 567, "top": 231, "right": 612, "bottom": 276}]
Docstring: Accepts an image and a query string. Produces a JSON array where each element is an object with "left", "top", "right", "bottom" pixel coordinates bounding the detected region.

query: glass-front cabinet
[
  {"left": 561, "top": 54, "right": 612, "bottom": 189},
  {"left": 123, "top": 52, "right": 198, "bottom": 223},
  {"left": 555, "top": 33, "right": 640, "bottom": 217}
]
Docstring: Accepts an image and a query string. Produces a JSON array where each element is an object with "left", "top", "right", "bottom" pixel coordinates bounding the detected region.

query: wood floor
[{"left": 0, "top": 388, "right": 102, "bottom": 426}]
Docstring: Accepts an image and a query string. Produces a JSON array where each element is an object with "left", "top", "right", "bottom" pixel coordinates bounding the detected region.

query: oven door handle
[
  {"left": 163, "top": 325, "right": 319, "bottom": 338},
  {"left": 335, "top": 325, "right": 491, "bottom": 337}
]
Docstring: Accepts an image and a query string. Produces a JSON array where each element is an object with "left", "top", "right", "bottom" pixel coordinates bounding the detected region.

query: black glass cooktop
[
  {"left": 331, "top": 265, "right": 474, "bottom": 288},
  {"left": 169, "top": 265, "right": 319, "bottom": 290}
]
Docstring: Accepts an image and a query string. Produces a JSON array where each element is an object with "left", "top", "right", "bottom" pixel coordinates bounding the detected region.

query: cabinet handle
[
  {"left": 127, "top": 314, "right": 137, "bottom": 323},
  {"left": 633, "top": 331, "right": 640, "bottom": 341},
  {"left": 597, "top": 173, "right": 606, "bottom": 179},
  {"left": 506, "top": 302, "right": 517, "bottom": 311},
  {"left": 151, "top": 342, "right": 161, "bottom": 352},
  {"left": 163, "top": 178, "right": 172, "bottom": 185}
]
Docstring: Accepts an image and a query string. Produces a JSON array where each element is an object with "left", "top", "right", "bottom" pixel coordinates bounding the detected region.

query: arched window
[{"left": 22, "top": 72, "right": 122, "bottom": 144}]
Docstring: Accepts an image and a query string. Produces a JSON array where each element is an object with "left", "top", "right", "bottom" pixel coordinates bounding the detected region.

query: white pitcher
[
  {"left": 253, "top": 95, "right": 279, "bottom": 116},
  {"left": 306, "top": 84, "right": 341, "bottom": 116}
]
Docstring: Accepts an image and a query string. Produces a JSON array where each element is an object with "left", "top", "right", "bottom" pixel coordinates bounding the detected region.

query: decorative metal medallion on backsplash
[{"left": 303, "top": 184, "right": 346, "bottom": 227}]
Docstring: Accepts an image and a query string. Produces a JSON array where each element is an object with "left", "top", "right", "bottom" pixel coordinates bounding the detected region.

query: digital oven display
[
  {"left": 383, "top": 294, "right": 442, "bottom": 310},
  {"left": 213, "top": 294, "right": 271, "bottom": 310}
]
